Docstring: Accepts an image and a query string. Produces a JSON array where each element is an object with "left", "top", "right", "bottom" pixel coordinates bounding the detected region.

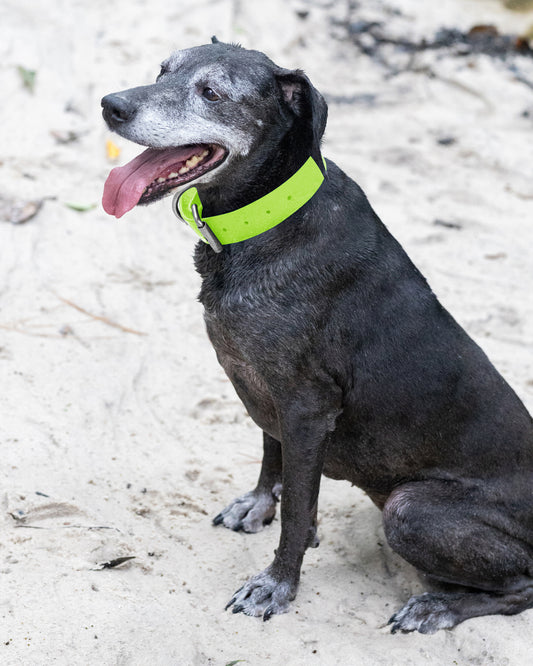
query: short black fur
[{"left": 102, "top": 41, "right": 533, "bottom": 633}]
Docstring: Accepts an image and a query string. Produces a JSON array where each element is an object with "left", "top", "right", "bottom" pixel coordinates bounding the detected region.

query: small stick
[
  {"left": 0, "top": 324, "right": 63, "bottom": 338},
  {"left": 57, "top": 296, "right": 147, "bottom": 336}
]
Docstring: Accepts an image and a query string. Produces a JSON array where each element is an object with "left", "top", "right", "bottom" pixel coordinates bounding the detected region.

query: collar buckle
[
  {"left": 190, "top": 203, "right": 223, "bottom": 253},
  {"left": 172, "top": 191, "right": 223, "bottom": 253}
]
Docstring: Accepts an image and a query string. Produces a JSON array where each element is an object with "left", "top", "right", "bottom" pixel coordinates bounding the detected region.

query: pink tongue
[{"left": 102, "top": 145, "right": 200, "bottom": 218}]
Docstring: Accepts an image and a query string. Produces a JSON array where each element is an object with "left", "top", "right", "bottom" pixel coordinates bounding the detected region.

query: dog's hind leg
[
  {"left": 388, "top": 585, "right": 533, "bottom": 634},
  {"left": 383, "top": 479, "right": 533, "bottom": 633},
  {"left": 213, "top": 432, "right": 282, "bottom": 533}
]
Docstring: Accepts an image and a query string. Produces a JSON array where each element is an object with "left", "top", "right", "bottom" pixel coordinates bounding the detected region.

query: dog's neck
[
  {"left": 198, "top": 126, "right": 323, "bottom": 216},
  {"left": 181, "top": 126, "right": 325, "bottom": 256},
  {"left": 175, "top": 154, "right": 326, "bottom": 251}
]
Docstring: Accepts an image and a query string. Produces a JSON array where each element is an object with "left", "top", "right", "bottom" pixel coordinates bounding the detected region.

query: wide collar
[{"left": 172, "top": 155, "right": 327, "bottom": 252}]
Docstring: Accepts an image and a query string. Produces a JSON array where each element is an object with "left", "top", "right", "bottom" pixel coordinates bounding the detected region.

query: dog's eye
[{"left": 202, "top": 87, "right": 221, "bottom": 102}]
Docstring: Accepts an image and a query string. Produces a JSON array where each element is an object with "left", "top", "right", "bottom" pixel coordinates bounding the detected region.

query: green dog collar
[{"left": 172, "top": 155, "right": 326, "bottom": 252}]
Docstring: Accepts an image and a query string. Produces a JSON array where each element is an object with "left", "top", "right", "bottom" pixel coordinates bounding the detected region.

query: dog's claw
[
  {"left": 388, "top": 593, "right": 458, "bottom": 634},
  {"left": 263, "top": 605, "right": 275, "bottom": 621},
  {"left": 225, "top": 568, "right": 294, "bottom": 620},
  {"left": 214, "top": 489, "right": 278, "bottom": 533}
]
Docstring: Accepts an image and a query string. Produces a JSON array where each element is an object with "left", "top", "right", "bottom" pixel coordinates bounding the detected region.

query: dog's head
[{"left": 101, "top": 39, "right": 327, "bottom": 218}]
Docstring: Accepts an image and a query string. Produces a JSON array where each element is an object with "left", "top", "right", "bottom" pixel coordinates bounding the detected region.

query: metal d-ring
[
  {"left": 191, "top": 204, "right": 223, "bottom": 253},
  {"left": 172, "top": 191, "right": 223, "bottom": 253}
]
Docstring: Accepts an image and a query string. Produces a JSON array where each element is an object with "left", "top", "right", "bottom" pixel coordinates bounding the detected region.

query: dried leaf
[
  {"left": 17, "top": 66, "right": 36, "bottom": 93},
  {"left": 64, "top": 202, "right": 97, "bottom": 212},
  {"left": 468, "top": 25, "right": 499, "bottom": 38},
  {"left": 95, "top": 556, "right": 136, "bottom": 570},
  {"left": 106, "top": 139, "right": 121, "bottom": 161},
  {"left": 50, "top": 129, "right": 80, "bottom": 144},
  {"left": 0, "top": 195, "right": 43, "bottom": 224},
  {"left": 434, "top": 218, "right": 463, "bottom": 230}
]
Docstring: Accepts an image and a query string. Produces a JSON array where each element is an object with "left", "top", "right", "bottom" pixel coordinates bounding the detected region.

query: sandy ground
[{"left": 1, "top": 0, "right": 533, "bottom": 664}]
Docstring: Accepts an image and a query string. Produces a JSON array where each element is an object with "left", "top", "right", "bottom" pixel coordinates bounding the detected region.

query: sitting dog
[{"left": 101, "top": 38, "right": 533, "bottom": 634}]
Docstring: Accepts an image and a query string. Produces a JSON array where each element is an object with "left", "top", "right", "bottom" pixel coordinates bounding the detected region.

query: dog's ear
[{"left": 275, "top": 69, "right": 328, "bottom": 146}]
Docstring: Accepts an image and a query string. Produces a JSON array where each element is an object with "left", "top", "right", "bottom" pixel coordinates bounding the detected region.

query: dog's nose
[{"left": 101, "top": 94, "right": 137, "bottom": 125}]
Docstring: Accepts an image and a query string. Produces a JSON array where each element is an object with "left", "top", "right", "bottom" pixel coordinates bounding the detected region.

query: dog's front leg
[{"left": 226, "top": 395, "right": 336, "bottom": 620}]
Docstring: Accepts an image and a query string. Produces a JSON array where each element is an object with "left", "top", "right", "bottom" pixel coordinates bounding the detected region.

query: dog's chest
[
  {"left": 197, "top": 248, "right": 319, "bottom": 439},
  {"left": 204, "top": 312, "right": 280, "bottom": 439}
]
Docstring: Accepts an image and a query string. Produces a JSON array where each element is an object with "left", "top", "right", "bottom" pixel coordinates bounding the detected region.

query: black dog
[{"left": 101, "top": 39, "right": 533, "bottom": 633}]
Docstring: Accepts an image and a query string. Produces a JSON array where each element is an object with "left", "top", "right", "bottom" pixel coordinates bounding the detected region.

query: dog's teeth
[
  {"left": 186, "top": 155, "right": 201, "bottom": 168},
  {"left": 148, "top": 151, "right": 208, "bottom": 188}
]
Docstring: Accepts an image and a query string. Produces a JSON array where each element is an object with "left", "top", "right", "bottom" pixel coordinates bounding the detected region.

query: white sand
[{"left": 1, "top": 0, "right": 533, "bottom": 664}]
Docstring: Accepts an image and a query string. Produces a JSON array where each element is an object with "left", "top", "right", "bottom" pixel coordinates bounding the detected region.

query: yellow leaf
[{"left": 106, "top": 139, "right": 121, "bottom": 161}]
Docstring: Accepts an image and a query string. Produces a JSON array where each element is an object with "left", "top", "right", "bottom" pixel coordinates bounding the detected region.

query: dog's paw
[
  {"left": 213, "top": 486, "right": 280, "bottom": 533},
  {"left": 388, "top": 593, "right": 458, "bottom": 634},
  {"left": 225, "top": 568, "right": 295, "bottom": 621}
]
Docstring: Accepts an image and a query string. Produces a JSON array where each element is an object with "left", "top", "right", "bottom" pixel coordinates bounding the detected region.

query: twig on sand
[
  {"left": 10, "top": 514, "right": 120, "bottom": 532},
  {"left": 10, "top": 518, "right": 121, "bottom": 532},
  {"left": 0, "top": 324, "right": 64, "bottom": 338},
  {"left": 56, "top": 295, "right": 147, "bottom": 336},
  {"left": 0, "top": 296, "right": 146, "bottom": 338}
]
